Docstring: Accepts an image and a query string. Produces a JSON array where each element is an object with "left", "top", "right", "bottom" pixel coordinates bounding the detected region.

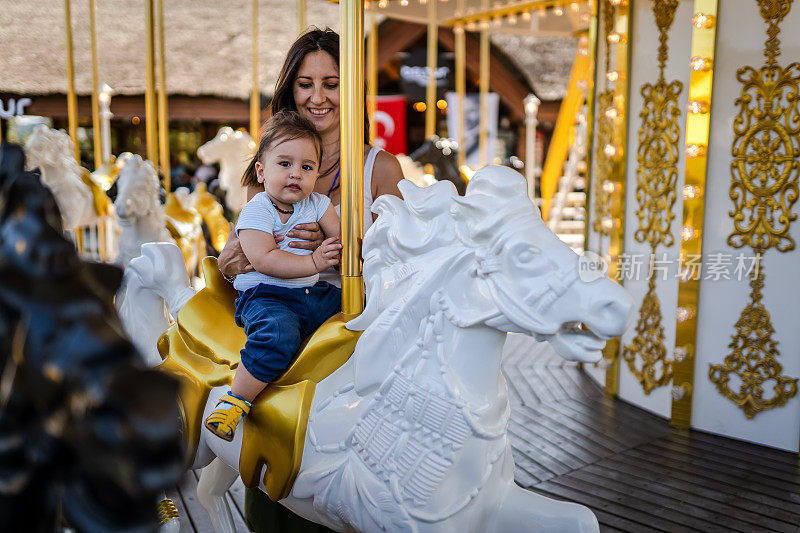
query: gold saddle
[{"left": 156, "top": 257, "right": 360, "bottom": 500}]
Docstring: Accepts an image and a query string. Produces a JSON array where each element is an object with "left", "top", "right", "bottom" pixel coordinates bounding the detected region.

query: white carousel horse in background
[
  {"left": 24, "top": 124, "right": 120, "bottom": 261},
  {"left": 23, "top": 124, "right": 97, "bottom": 230},
  {"left": 114, "top": 153, "right": 175, "bottom": 267},
  {"left": 118, "top": 166, "right": 632, "bottom": 533},
  {"left": 197, "top": 126, "right": 254, "bottom": 213}
]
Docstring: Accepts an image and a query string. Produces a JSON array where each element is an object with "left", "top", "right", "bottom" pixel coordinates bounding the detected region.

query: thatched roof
[{"left": 0, "top": 0, "right": 573, "bottom": 101}]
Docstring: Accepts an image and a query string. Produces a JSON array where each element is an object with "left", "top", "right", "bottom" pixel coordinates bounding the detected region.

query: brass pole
[
  {"left": 455, "top": 23, "right": 466, "bottom": 167},
  {"left": 425, "top": 0, "right": 438, "bottom": 138},
  {"left": 89, "top": 0, "right": 102, "bottom": 169},
  {"left": 145, "top": 0, "right": 158, "bottom": 167},
  {"left": 157, "top": 0, "right": 170, "bottom": 188},
  {"left": 298, "top": 0, "right": 307, "bottom": 35},
  {"left": 367, "top": 11, "right": 378, "bottom": 144},
  {"left": 479, "top": 0, "right": 490, "bottom": 166},
  {"left": 64, "top": 0, "right": 79, "bottom": 161},
  {"left": 251, "top": 0, "right": 260, "bottom": 139},
  {"left": 339, "top": 0, "right": 365, "bottom": 317}
]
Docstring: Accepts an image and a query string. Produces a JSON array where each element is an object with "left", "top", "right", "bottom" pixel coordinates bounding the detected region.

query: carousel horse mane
[
  {"left": 0, "top": 142, "right": 183, "bottom": 531},
  {"left": 22, "top": 124, "right": 96, "bottom": 230}
]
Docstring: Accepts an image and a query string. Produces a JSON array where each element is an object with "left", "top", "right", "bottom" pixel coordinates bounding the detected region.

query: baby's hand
[{"left": 311, "top": 237, "right": 342, "bottom": 272}]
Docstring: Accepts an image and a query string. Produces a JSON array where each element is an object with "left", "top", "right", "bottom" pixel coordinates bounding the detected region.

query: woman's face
[{"left": 293, "top": 50, "right": 340, "bottom": 137}]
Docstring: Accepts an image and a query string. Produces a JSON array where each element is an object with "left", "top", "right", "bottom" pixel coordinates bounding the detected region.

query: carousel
[{"left": 1, "top": 0, "right": 799, "bottom": 532}]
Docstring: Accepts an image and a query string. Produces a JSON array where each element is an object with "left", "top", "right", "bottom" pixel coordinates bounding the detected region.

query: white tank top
[{"left": 319, "top": 146, "right": 381, "bottom": 287}]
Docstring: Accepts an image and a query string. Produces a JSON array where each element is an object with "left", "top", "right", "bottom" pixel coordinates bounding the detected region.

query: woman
[
  {"left": 218, "top": 28, "right": 402, "bottom": 279},
  {"left": 214, "top": 28, "right": 403, "bottom": 533}
]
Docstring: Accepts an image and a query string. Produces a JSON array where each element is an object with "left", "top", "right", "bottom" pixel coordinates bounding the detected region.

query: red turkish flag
[{"left": 374, "top": 95, "right": 407, "bottom": 156}]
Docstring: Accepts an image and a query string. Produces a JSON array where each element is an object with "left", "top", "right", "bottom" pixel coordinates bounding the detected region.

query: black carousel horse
[
  {"left": 0, "top": 143, "right": 183, "bottom": 532},
  {"left": 409, "top": 136, "right": 467, "bottom": 195}
]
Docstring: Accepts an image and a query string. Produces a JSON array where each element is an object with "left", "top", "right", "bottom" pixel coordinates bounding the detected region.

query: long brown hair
[
  {"left": 241, "top": 110, "right": 323, "bottom": 188},
  {"left": 271, "top": 27, "right": 369, "bottom": 145}
]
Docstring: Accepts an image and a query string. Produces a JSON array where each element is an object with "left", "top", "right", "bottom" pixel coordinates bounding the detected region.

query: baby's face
[{"left": 255, "top": 136, "right": 319, "bottom": 207}]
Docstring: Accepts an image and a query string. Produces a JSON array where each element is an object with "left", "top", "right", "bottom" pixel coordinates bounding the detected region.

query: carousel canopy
[{"left": 0, "top": 0, "right": 576, "bottom": 102}]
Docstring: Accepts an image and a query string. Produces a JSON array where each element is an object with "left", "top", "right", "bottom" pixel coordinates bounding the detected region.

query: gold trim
[
  {"left": 709, "top": 0, "right": 799, "bottom": 419},
  {"left": 298, "top": 0, "right": 308, "bottom": 34},
  {"left": 479, "top": 0, "right": 490, "bottom": 167},
  {"left": 444, "top": 0, "right": 589, "bottom": 26},
  {"left": 425, "top": 0, "right": 438, "bottom": 138},
  {"left": 157, "top": 0, "right": 170, "bottom": 187},
  {"left": 583, "top": 0, "right": 599, "bottom": 249},
  {"left": 455, "top": 21, "right": 466, "bottom": 168},
  {"left": 621, "top": 0, "right": 681, "bottom": 395},
  {"left": 157, "top": 498, "right": 179, "bottom": 525},
  {"left": 368, "top": 11, "right": 378, "bottom": 144},
  {"left": 145, "top": 0, "right": 158, "bottom": 166},
  {"left": 671, "top": 0, "right": 719, "bottom": 429},
  {"left": 603, "top": 0, "right": 632, "bottom": 396},
  {"left": 592, "top": 0, "right": 615, "bottom": 241},
  {"left": 64, "top": 0, "right": 79, "bottom": 162},
  {"left": 340, "top": 0, "right": 365, "bottom": 315},
  {"left": 251, "top": 0, "right": 260, "bottom": 140},
  {"left": 89, "top": 0, "right": 102, "bottom": 169}
]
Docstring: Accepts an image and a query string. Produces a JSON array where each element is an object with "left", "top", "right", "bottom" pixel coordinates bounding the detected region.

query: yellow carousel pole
[
  {"left": 298, "top": 0, "right": 307, "bottom": 35},
  {"left": 340, "top": 0, "right": 365, "bottom": 318},
  {"left": 157, "top": 0, "right": 170, "bottom": 189},
  {"left": 425, "top": 0, "right": 438, "bottom": 139},
  {"left": 89, "top": 0, "right": 102, "bottom": 169},
  {"left": 64, "top": 0, "right": 79, "bottom": 161},
  {"left": 367, "top": 11, "right": 378, "bottom": 144},
  {"left": 479, "top": 0, "right": 490, "bottom": 166},
  {"left": 145, "top": 0, "right": 158, "bottom": 168},
  {"left": 455, "top": 20, "right": 466, "bottom": 167},
  {"left": 251, "top": 0, "right": 260, "bottom": 139}
]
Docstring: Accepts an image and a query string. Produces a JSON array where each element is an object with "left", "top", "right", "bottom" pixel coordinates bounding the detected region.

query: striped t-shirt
[{"left": 233, "top": 191, "right": 331, "bottom": 290}]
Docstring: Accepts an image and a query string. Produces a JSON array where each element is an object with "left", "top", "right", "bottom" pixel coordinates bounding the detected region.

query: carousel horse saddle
[{"left": 157, "top": 257, "right": 360, "bottom": 500}]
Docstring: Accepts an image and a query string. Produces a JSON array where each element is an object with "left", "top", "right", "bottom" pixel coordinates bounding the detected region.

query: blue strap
[{"left": 327, "top": 169, "right": 340, "bottom": 197}]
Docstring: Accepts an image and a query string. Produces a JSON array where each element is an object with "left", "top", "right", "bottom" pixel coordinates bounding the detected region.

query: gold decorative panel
[
  {"left": 621, "top": 0, "right": 681, "bottom": 394},
  {"left": 709, "top": 0, "right": 799, "bottom": 418}
]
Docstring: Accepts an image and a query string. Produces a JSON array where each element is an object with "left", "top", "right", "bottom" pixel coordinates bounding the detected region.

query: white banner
[{"left": 445, "top": 92, "right": 499, "bottom": 168}]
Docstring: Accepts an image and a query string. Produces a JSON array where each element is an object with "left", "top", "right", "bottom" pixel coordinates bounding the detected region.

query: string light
[
  {"left": 419, "top": 0, "right": 427, "bottom": 4},
  {"left": 690, "top": 56, "right": 712, "bottom": 71},
  {"left": 692, "top": 12, "right": 715, "bottom": 29},
  {"left": 687, "top": 100, "right": 709, "bottom": 114},
  {"left": 466, "top": 20, "right": 477, "bottom": 31},
  {"left": 436, "top": 99, "right": 447, "bottom": 110},
  {"left": 602, "top": 180, "right": 616, "bottom": 194},
  {"left": 378, "top": 0, "right": 388, "bottom": 7},
  {"left": 522, "top": 10, "right": 532, "bottom": 21},
  {"left": 554, "top": 5, "right": 564, "bottom": 16},
  {"left": 606, "top": 70, "right": 621, "bottom": 82},
  {"left": 454, "top": 24, "right": 465, "bottom": 34},
  {"left": 680, "top": 225, "right": 697, "bottom": 241},
  {"left": 400, "top": 0, "right": 408, "bottom": 6},
  {"left": 507, "top": 13, "right": 517, "bottom": 24},
  {"left": 608, "top": 31, "right": 626, "bottom": 44},
  {"left": 480, "top": 19, "right": 490, "bottom": 29},
  {"left": 610, "top": 0, "right": 627, "bottom": 5},
  {"left": 673, "top": 347, "right": 688, "bottom": 363},
  {"left": 413, "top": 102, "right": 427, "bottom": 112},
  {"left": 682, "top": 184, "right": 703, "bottom": 200},
  {"left": 492, "top": 14, "right": 502, "bottom": 26},
  {"left": 676, "top": 306, "right": 695, "bottom": 322},
  {"left": 604, "top": 144, "right": 618, "bottom": 157},
  {"left": 601, "top": 216, "right": 614, "bottom": 231},
  {"left": 605, "top": 107, "right": 619, "bottom": 119},
  {"left": 570, "top": 2, "right": 580, "bottom": 11},
  {"left": 536, "top": 7, "right": 546, "bottom": 17},
  {"left": 685, "top": 143, "right": 706, "bottom": 157}
]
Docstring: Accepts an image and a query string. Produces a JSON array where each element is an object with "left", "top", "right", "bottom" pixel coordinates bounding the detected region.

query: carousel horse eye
[{"left": 514, "top": 245, "right": 540, "bottom": 264}]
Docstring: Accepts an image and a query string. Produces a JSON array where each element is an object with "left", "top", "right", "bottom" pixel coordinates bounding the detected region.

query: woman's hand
[
  {"left": 217, "top": 230, "right": 255, "bottom": 278},
  {"left": 286, "top": 222, "right": 324, "bottom": 251},
  {"left": 311, "top": 237, "right": 342, "bottom": 272}
]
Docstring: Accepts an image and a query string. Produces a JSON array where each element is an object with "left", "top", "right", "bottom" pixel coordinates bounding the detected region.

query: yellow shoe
[{"left": 204, "top": 392, "right": 251, "bottom": 442}]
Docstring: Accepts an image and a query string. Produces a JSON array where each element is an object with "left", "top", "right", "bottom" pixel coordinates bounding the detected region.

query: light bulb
[{"left": 692, "top": 12, "right": 715, "bottom": 29}]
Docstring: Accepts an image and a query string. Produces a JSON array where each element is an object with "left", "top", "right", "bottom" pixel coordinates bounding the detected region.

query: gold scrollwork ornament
[
  {"left": 622, "top": 0, "right": 681, "bottom": 394},
  {"left": 711, "top": 0, "right": 799, "bottom": 417}
]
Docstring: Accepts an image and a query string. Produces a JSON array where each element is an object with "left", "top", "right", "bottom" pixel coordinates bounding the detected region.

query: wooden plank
[
  {"left": 518, "top": 362, "right": 569, "bottom": 404},
  {"left": 503, "top": 364, "right": 544, "bottom": 406},
  {"left": 624, "top": 447, "right": 800, "bottom": 507},
  {"left": 510, "top": 409, "right": 603, "bottom": 465},
  {"left": 532, "top": 479, "right": 675, "bottom": 532},
  {"left": 514, "top": 403, "right": 623, "bottom": 456},
  {"left": 575, "top": 464, "right": 787, "bottom": 533},
  {"left": 507, "top": 424, "right": 583, "bottom": 474},
  {"left": 598, "top": 455, "right": 800, "bottom": 526}
]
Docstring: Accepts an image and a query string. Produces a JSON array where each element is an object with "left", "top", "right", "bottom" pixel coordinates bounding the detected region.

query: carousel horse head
[
  {"left": 22, "top": 124, "right": 96, "bottom": 230},
  {"left": 355, "top": 165, "right": 632, "bottom": 374},
  {"left": 0, "top": 143, "right": 183, "bottom": 531},
  {"left": 197, "top": 126, "right": 253, "bottom": 213},
  {"left": 114, "top": 153, "right": 162, "bottom": 221}
]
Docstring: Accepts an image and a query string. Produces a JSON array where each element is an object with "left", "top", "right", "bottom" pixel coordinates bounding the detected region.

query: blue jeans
[{"left": 234, "top": 281, "right": 341, "bottom": 382}]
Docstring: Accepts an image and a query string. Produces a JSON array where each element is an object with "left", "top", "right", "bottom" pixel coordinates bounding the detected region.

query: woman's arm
[
  {"left": 239, "top": 229, "right": 337, "bottom": 278},
  {"left": 370, "top": 150, "right": 404, "bottom": 219}
]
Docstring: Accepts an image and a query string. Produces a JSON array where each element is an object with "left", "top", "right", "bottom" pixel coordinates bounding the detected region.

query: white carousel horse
[
  {"left": 197, "top": 127, "right": 254, "bottom": 213},
  {"left": 23, "top": 124, "right": 97, "bottom": 230},
  {"left": 114, "top": 153, "right": 175, "bottom": 267},
  {"left": 118, "top": 166, "right": 632, "bottom": 533}
]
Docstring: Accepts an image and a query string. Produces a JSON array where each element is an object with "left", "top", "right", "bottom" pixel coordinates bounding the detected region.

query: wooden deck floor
[{"left": 171, "top": 334, "right": 800, "bottom": 532}]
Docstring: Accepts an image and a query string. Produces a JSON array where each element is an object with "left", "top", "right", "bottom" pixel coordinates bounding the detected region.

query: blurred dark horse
[
  {"left": 0, "top": 143, "right": 183, "bottom": 531},
  {"left": 410, "top": 136, "right": 467, "bottom": 195}
]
